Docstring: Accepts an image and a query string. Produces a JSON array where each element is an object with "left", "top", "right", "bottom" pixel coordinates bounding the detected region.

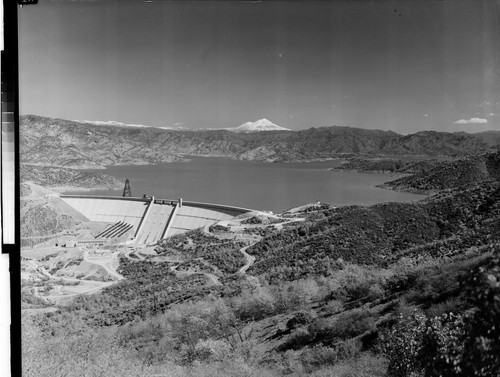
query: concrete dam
[{"left": 60, "top": 195, "right": 254, "bottom": 246}]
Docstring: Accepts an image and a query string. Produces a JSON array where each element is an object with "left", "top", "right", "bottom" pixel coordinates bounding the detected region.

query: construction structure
[
  {"left": 59, "top": 194, "right": 253, "bottom": 246},
  {"left": 122, "top": 179, "right": 132, "bottom": 197}
]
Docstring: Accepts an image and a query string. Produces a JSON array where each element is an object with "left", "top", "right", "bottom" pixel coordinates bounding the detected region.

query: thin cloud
[
  {"left": 453, "top": 118, "right": 488, "bottom": 124},
  {"left": 423, "top": 114, "right": 429, "bottom": 117}
]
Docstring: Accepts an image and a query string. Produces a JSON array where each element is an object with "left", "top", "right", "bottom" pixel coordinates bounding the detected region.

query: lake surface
[{"left": 70, "top": 157, "right": 425, "bottom": 212}]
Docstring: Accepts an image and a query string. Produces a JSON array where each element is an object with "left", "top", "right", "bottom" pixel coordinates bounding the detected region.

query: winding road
[
  {"left": 25, "top": 213, "right": 305, "bottom": 305},
  {"left": 201, "top": 215, "right": 305, "bottom": 275},
  {"left": 238, "top": 245, "right": 256, "bottom": 274}
]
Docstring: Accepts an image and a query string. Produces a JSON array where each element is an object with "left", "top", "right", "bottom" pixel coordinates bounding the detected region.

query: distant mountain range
[
  {"left": 76, "top": 118, "right": 291, "bottom": 133},
  {"left": 76, "top": 119, "right": 186, "bottom": 131},
  {"left": 20, "top": 115, "right": 500, "bottom": 169}
]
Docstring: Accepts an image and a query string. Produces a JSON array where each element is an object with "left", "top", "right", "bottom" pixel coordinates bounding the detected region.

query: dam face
[
  {"left": 60, "top": 196, "right": 150, "bottom": 228},
  {"left": 60, "top": 195, "right": 252, "bottom": 246}
]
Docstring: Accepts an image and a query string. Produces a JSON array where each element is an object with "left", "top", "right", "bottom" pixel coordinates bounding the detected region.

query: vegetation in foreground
[{"left": 22, "top": 155, "right": 500, "bottom": 376}]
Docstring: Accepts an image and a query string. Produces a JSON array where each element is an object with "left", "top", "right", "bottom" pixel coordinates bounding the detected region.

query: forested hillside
[
  {"left": 334, "top": 157, "right": 442, "bottom": 174},
  {"left": 380, "top": 152, "right": 500, "bottom": 194}
]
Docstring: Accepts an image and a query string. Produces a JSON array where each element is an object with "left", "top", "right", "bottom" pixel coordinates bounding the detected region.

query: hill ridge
[{"left": 20, "top": 114, "right": 499, "bottom": 169}]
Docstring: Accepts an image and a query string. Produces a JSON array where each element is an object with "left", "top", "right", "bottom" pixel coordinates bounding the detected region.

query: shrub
[
  {"left": 308, "top": 317, "right": 335, "bottom": 339},
  {"left": 308, "top": 352, "right": 387, "bottom": 377},
  {"left": 382, "top": 312, "right": 467, "bottom": 377},
  {"left": 344, "top": 280, "right": 372, "bottom": 301},
  {"left": 279, "top": 328, "right": 314, "bottom": 351},
  {"left": 330, "top": 309, "right": 376, "bottom": 340},
  {"left": 299, "top": 341, "right": 363, "bottom": 373},
  {"left": 324, "top": 299, "right": 344, "bottom": 315},
  {"left": 192, "top": 339, "right": 233, "bottom": 363},
  {"left": 307, "top": 309, "right": 375, "bottom": 343},
  {"left": 384, "top": 270, "right": 418, "bottom": 294},
  {"left": 425, "top": 296, "right": 463, "bottom": 318},
  {"left": 233, "top": 286, "right": 276, "bottom": 321},
  {"left": 286, "top": 311, "right": 315, "bottom": 330}
]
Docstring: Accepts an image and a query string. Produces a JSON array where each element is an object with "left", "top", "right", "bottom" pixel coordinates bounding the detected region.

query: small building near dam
[{"left": 59, "top": 195, "right": 253, "bottom": 246}]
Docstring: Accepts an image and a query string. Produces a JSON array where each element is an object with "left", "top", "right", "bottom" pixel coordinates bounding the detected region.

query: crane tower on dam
[{"left": 122, "top": 179, "right": 132, "bottom": 197}]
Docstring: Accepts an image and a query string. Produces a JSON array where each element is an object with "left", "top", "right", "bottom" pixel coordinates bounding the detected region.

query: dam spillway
[
  {"left": 166, "top": 201, "right": 247, "bottom": 237},
  {"left": 134, "top": 201, "right": 174, "bottom": 245},
  {"left": 59, "top": 195, "right": 253, "bottom": 245}
]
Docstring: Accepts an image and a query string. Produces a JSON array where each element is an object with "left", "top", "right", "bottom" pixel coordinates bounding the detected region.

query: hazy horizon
[{"left": 19, "top": 1, "right": 499, "bottom": 133}]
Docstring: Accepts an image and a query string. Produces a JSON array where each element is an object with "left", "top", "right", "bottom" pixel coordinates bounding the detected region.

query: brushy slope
[
  {"left": 380, "top": 152, "right": 500, "bottom": 194},
  {"left": 21, "top": 164, "right": 122, "bottom": 190},
  {"left": 20, "top": 182, "right": 89, "bottom": 247},
  {"left": 247, "top": 181, "right": 499, "bottom": 282},
  {"left": 334, "top": 157, "right": 442, "bottom": 174}
]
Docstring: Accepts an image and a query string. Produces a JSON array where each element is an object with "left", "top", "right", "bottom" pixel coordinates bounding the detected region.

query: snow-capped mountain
[
  {"left": 74, "top": 118, "right": 289, "bottom": 133},
  {"left": 227, "top": 118, "right": 291, "bottom": 133}
]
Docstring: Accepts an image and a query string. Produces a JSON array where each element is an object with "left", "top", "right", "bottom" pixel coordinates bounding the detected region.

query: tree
[
  {"left": 383, "top": 245, "right": 500, "bottom": 377},
  {"left": 460, "top": 247, "right": 500, "bottom": 376},
  {"left": 382, "top": 312, "right": 467, "bottom": 377}
]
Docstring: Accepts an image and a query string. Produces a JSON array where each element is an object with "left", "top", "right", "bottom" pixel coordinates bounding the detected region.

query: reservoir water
[{"left": 70, "top": 157, "right": 425, "bottom": 213}]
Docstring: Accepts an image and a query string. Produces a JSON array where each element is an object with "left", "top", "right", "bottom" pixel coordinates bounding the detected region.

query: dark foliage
[{"left": 248, "top": 181, "right": 499, "bottom": 283}]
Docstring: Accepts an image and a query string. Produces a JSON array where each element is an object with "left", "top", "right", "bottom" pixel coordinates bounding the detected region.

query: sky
[{"left": 18, "top": 0, "right": 500, "bottom": 133}]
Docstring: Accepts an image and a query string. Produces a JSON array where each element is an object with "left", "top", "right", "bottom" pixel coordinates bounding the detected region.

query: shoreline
[
  {"left": 22, "top": 158, "right": 428, "bottom": 209},
  {"left": 21, "top": 153, "right": 448, "bottom": 171},
  {"left": 330, "top": 167, "right": 411, "bottom": 178}
]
